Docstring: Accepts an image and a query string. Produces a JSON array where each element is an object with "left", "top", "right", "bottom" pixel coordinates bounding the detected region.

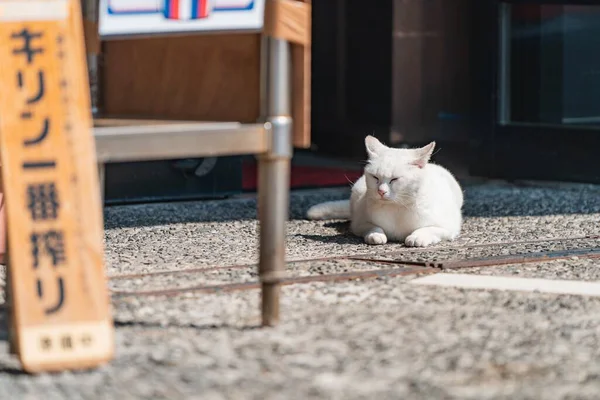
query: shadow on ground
[
  {"left": 113, "top": 319, "right": 262, "bottom": 331},
  {"left": 104, "top": 181, "right": 600, "bottom": 230},
  {"left": 0, "top": 309, "right": 6, "bottom": 343},
  {"left": 0, "top": 309, "right": 22, "bottom": 375}
]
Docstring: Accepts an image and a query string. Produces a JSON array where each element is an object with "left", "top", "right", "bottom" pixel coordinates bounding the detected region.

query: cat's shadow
[
  {"left": 296, "top": 221, "right": 364, "bottom": 245},
  {"left": 323, "top": 221, "right": 350, "bottom": 233}
]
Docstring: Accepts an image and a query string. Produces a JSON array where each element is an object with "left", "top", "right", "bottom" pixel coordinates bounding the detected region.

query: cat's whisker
[
  {"left": 391, "top": 198, "right": 410, "bottom": 208},
  {"left": 395, "top": 194, "right": 416, "bottom": 202}
]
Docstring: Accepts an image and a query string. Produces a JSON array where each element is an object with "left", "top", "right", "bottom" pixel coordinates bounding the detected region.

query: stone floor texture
[{"left": 1, "top": 179, "right": 600, "bottom": 399}]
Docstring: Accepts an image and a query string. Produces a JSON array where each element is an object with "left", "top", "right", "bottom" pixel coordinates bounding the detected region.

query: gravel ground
[
  {"left": 103, "top": 181, "right": 600, "bottom": 276},
  {"left": 0, "top": 180, "right": 600, "bottom": 399}
]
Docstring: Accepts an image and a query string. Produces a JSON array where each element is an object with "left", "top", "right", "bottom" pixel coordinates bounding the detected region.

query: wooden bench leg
[{"left": 259, "top": 37, "right": 292, "bottom": 326}]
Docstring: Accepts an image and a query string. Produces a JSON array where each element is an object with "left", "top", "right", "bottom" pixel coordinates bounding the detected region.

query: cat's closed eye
[
  {"left": 373, "top": 176, "right": 379, "bottom": 183},
  {"left": 390, "top": 178, "right": 398, "bottom": 183}
]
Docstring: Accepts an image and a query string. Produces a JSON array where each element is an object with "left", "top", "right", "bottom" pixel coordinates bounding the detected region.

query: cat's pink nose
[{"left": 378, "top": 189, "right": 388, "bottom": 197}]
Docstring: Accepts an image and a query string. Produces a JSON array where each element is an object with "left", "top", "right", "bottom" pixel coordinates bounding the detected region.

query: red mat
[{"left": 242, "top": 160, "right": 362, "bottom": 191}]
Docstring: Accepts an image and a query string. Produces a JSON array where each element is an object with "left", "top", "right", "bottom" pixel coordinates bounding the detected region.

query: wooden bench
[{"left": 89, "top": 0, "right": 312, "bottom": 326}]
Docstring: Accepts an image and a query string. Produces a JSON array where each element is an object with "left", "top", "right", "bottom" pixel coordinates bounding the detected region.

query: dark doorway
[{"left": 471, "top": 0, "right": 600, "bottom": 183}]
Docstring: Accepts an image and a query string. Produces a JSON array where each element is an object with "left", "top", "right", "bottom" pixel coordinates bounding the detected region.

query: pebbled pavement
[{"left": 0, "top": 180, "right": 600, "bottom": 399}]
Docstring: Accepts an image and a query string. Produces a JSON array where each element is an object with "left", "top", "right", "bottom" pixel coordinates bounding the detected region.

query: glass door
[{"left": 471, "top": 0, "right": 600, "bottom": 183}]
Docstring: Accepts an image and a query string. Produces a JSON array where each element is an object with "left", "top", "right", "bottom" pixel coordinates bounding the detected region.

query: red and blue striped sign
[{"left": 163, "top": 0, "right": 212, "bottom": 20}]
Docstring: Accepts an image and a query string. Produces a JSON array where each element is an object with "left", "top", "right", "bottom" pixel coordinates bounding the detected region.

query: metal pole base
[
  {"left": 261, "top": 282, "right": 281, "bottom": 326},
  {"left": 258, "top": 155, "right": 290, "bottom": 326}
]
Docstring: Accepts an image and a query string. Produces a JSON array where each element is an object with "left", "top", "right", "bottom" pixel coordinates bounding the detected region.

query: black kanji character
[
  {"left": 11, "top": 28, "right": 43, "bottom": 64},
  {"left": 17, "top": 70, "right": 45, "bottom": 104},
  {"left": 23, "top": 161, "right": 56, "bottom": 169},
  {"left": 23, "top": 118, "right": 50, "bottom": 146},
  {"left": 31, "top": 234, "right": 40, "bottom": 268},
  {"left": 31, "top": 230, "right": 66, "bottom": 268},
  {"left": 40, "top": 336, "right": 52, "bottom": 350},
  {"left": 36, "top": 278, "right": 43, "bottom": 299},
  {"left": 44, "top": 231, "right": 65, "bottom": 265},
  {"left": 61, "top": 335, "right": 72, "bottom": 349},
  {"left": 43, "top": 277, "right": 65, "bottom": 315},
  {"left": 36, "top": 276, "right": 65, "bottom": 314},
  {"left": 81, "top": 334, "right": 92, "bottom": 346},
  {"left": 26, "top": 182, "right": 59, "bottom": 221}
]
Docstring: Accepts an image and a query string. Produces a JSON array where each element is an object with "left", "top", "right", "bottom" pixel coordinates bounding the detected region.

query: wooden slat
[
  {"left": 0, "top": 0, "right": 113, "bottom": 373},
  {"left": 93, "top": 117, "right": 196, "bottom": 127},
  {"left": 102, "top": 34, "right": 261, "bottom": 123},
  {"left": 82, "top": 18, "right": 99, "bottom": 55},
  {"left": 291, "top": 0, "right": 311, "bottom": 148},
  {"left": 264, "top": 0, "right": 311, "bottom": 46}
]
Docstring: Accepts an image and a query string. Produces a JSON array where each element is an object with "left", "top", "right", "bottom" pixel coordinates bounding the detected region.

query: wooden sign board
[{"left": 0, "top": 0, "right": 113, "bottom": 373}]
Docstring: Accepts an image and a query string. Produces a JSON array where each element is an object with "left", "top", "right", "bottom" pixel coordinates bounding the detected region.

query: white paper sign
[
  {"left": 0, "top": 0, "right": 68, "bottom": 21},
  {"left": 99, "top": 0, "right": 264, "bottom": 37}
]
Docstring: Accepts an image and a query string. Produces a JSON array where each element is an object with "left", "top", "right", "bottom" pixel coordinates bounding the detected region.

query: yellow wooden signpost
[{"left": 0, "top": 0, "right": 113, "bottom": 372}]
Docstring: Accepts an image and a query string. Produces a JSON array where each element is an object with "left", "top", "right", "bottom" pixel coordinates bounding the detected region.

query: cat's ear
[
  {"left": 365, "top": 135, "right": 386, "bottom": 158},
  {"left": 413, "top": 141, "right": 436, "bottom": 168}
]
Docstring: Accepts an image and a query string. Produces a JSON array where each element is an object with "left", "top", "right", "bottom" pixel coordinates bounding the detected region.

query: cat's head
[{"left": 362, "top": 136, "right": 435, "bottom": 202}]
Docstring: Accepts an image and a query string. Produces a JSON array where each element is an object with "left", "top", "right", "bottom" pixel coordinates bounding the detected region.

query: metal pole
[
  {"left": 258, "top": 37, "right": 292, "bottom": 326},
  {"left": 98, "top": 162, "right": 105, "bottom": 205}
]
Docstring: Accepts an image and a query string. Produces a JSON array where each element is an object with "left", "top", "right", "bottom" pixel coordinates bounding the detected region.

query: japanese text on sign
[{"left": 11, "top": 26, "right": 67, "bottom": 317}]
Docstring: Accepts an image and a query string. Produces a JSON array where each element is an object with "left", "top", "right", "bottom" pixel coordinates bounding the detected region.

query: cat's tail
[{"left": 306, "top": 200, "right": 351, "bottom": 220}]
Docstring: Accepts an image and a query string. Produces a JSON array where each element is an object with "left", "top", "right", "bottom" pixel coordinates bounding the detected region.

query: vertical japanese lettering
[
  {"left": 26, "top": 182, "right": 59, "bottom": 221},
  {"left": 17, "top": 70, "right": 45, "bottom": 104},
  {"left": 30, "top": 230, "right": 66, "bottom": 268},
  {"left": 42, "top": 277, "right": 65, "bottom": 315},
  {"left": 11, "top": 28, "right": 43, "bottom": 64},
  {"left": 23, "top": 118, "right": 50, "bottom": 146},
  {"left": 30, "top": 229, "right": 67, "bottom": 315}
]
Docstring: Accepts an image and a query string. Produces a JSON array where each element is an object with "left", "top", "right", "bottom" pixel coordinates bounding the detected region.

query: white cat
[{"left": 306, "top": 136, "right": 463, "bottom": 247}]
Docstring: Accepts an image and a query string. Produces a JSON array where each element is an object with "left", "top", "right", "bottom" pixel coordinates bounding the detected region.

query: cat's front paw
[
  {"left": 365, "top": 231, "right": 388, "bottom": 245},
  {"left": 405, "top": 231, "right": 440, "bottom": 247}
]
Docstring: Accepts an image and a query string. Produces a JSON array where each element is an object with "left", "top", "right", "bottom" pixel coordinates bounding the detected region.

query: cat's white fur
[{"left": 307, "top": 136, "right": 463, "bottom": 247}]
